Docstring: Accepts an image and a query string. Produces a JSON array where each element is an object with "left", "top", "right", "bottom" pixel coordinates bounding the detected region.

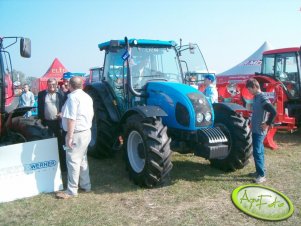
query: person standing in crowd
[
  {"left": 203, "top": 73, "right": 218, "bottom": 104},
  {"left": 59, "top": 74, "right": 71, "bottom": 102},
  {"left": 56, "top": 76, "right": 94, "bottom": 199},
  {"left": 19, "top": 84, "right": 35, "bottom": 118},
  {"left": 38, "top": 78, "right": 66, "bottom": 172},
  {"left": 189, "top": 76, "right": 198, "bottom": 89},
  {"left": 246, "top": 78, "right": 276, "bottom": 183}
]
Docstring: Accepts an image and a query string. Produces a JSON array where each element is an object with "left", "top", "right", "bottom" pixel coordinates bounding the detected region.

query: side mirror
[
  {"left": 189, "top": 43, "right": 195, "bottom": 54},
  {"left": 20, "top": 38, "right": 31, "bottom": 58}
]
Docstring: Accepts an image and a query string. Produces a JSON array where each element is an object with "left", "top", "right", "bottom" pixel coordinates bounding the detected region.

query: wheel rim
[{"left": 127, "top": 130, "right": 145, "bottom": 173}]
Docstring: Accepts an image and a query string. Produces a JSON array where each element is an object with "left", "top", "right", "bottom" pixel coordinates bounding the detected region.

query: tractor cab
[
  {"left": 99, "top": 39, "right": 183, "bottom": 112},
  {"left": 259, "top": 47, "right": 301, "bottom": 127},
  {"left": 1, "top": 37, "right": 31, "bottom": 118},
  {"left": 101, "top": 39, "right": 182, "bottom": 85},
  {"left": 261, "top": 47, "right": 301, "bottom": 99}
]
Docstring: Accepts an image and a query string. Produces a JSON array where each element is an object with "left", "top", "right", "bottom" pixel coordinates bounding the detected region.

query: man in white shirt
[{"left": 56, "top": 76, "right": 94, "bottom": 199}]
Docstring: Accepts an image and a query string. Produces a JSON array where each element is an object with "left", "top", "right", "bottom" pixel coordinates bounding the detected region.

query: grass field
[{"left": 0, "top": 130, "right": 300, "bottom": 225}]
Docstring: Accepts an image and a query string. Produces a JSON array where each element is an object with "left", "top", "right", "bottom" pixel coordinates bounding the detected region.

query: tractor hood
[{"left": 146, "top": 82, "right": 214, "bottom": 130}]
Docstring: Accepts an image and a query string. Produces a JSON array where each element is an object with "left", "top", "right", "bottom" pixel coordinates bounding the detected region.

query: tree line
[{"left": 12, "top": 69, "right": 37, "bottom": 86}]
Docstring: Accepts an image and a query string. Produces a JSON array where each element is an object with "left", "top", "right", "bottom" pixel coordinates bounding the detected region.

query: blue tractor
[{"left": 84, "top": 37, "right": 252, "bottom": 187}]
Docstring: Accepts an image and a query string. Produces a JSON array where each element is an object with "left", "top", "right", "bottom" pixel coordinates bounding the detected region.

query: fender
[
  {"left": 85, "top": 81, "right": 121, "bottom": 122},
  {"left": 11, "top": 106, "right": 34, "bottom": 118},
  {"left": 120, "top": 105, "right": 167, "bottom": 124},
  {"left": 213, "top": 102, "right": 248, "bottom": 115}
]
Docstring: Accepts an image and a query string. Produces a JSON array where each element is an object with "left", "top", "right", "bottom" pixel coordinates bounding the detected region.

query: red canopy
[
  {"left": 41, "top": 58, "right": 68, "bottom": 79},
  {"left": 31, "top": 58, "right": 68, "bottom": 95}
]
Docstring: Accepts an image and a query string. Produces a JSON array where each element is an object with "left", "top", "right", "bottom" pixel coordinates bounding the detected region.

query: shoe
[
  {"left": 247, "top": 172, "right": 258, "bottom": 177},
  {"left": 56, "top": 191, "right": 78, "bottom": 199},
  {"left": 79, "top": 187, "right": 91, "bottom": 193},
  {"left": 253, "top": 176, "right": 266, "bottom": 184}
]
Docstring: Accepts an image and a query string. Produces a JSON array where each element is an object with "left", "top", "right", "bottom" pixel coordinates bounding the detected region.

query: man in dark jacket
[{"left": 38, "top": 78, "right": 66, "bottom": 172}]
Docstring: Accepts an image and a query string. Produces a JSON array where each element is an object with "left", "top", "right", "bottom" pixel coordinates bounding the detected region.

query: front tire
[
  {"left": 210, "top": 105, "right": 252, "bottom": 171},
  {"left": 124, "top": 114, "right": 172, "bottom": 187}
]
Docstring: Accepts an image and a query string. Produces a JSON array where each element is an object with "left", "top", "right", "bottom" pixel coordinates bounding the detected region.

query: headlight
[
  {"left": 205, "top": 112, "right": 212, "bottom": 121},
  {"left": 198, "top": 98, "right": 204, "bottom": 104},
  {"left": 196, "top": 113, "right": 204, "bottom": 123}
]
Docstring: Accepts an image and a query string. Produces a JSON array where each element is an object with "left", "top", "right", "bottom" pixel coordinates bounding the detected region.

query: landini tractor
[
  {"left": 0, "top": 36, "right": 48, "bottom": 146},
  {"left": 85, "top": 37, "right": 252, "bottom": 187},
  {"left": 216, "top": 47, "right": 301, "bottom": 149}
]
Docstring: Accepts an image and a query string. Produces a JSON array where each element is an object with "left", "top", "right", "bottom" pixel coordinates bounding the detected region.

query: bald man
[{"left": 56, "top": 76, "right": 94, "bottom": 199}]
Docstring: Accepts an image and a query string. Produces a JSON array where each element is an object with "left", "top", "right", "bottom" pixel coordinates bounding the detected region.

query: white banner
[{"left": 0, "top": 138, "right": 63, "bottom": 203}]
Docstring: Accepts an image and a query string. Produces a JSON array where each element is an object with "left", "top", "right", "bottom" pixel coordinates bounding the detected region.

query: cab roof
[
  {"left": 263, "top": 47, "right": 300, "bottom": 55},
  {"left": 98, "top": 39, "right": 176, "bottom": 51}
]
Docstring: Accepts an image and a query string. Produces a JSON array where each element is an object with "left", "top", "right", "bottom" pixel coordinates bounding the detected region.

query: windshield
[
  {"left": 103, "top": 49, "right": 126, "bottom": 86},
  {"left": 262, "top": 52, "right": 300, "bottom": 98},
  {"left": 178, "top": 43, "right": 209, "bottom": 84},
  {"left": 129, "top": 46, "right": 182, "bottom": 89}
]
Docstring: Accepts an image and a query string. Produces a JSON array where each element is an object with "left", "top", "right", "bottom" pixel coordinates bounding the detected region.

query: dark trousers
[{"left": 44, "top": 119, "right": 67, "bottom": 172}]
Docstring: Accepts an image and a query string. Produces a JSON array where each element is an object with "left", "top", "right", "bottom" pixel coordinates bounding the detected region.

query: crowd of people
[{"left": 19, "top": 75, "right": 94, "bottom": 200}]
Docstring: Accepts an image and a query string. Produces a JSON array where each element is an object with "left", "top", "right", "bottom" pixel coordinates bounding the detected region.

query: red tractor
[
  {"left": 216, "top": 46, "right": 301, "bottom": 149},
  {"left": 0, "top": 36, "right": 48, "bottom": 145}
]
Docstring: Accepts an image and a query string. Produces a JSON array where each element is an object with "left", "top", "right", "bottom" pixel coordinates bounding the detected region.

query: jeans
[{"left": 252, "top": 133, "right": 266, "bottom": 177}]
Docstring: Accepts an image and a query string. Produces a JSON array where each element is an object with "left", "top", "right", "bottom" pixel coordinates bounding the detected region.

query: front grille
[
  {"left": 195, "top": 127, "right": 229, "bottom": 159},
  {"left": 198, "top": 127, "right": 227, "bottom": 144}
]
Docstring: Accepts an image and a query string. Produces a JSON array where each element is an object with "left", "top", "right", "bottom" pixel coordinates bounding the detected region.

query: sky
[{"left": 1, "top": 0, "right": 300, "bottom": 78}]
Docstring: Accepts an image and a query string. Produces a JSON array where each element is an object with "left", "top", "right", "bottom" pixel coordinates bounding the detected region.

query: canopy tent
[
  {"left": 62, "top": 72, "right": 86, "bottom": 80},
  {"left": 41, "top": 58, "right": 68, "bottom": 79},
  {"left": 216, "top": 41, "right": 273, "bottom": 83},
  {"left": 31, "top": 58, "right": 68, "bottom": 95}
]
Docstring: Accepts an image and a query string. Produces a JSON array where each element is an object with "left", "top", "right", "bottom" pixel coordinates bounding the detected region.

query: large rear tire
[
  {"left": 11, "top": 117, "right": 50, "bottom": 142},
  {"left": 210, "top": 107, "right": 252, "bottom": 171},
  {"left": 124, "top": 114, "right": 172, "bottom": 187},
  {"left": 86, "top": 89, "right": 118, "bottom": 158}
]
